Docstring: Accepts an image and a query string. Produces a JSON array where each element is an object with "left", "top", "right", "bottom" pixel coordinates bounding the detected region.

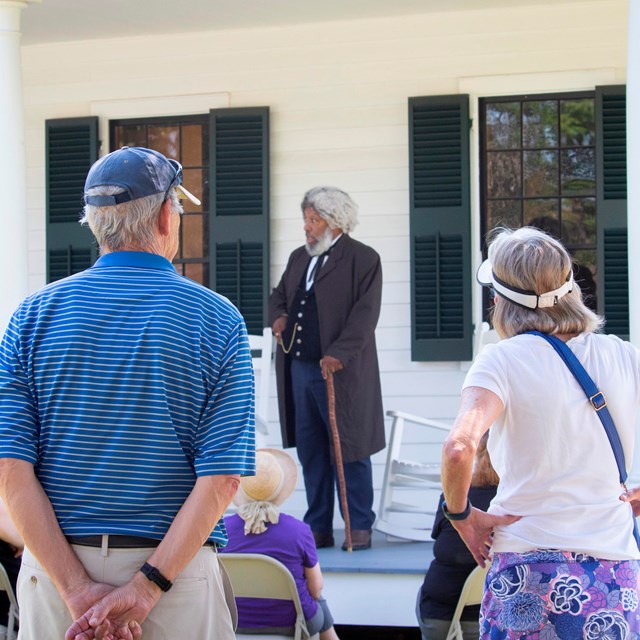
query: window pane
[
  {"left": 481, "top": 93, "right": 597, "bottom": 322},
  {"left": 488, "top": 199, "right": 521, "bottom": 230},
  {"left": 182, "top": 168, "right": 203, "bottom": 214},
  {"left": 486, "top": 102, "right": 521, "bottom": 150},
  {"left": 487, "top": 151, "right": 521, "bottom": 197},
  {"left": 562, "top": 197, "right": 596, "bottom": 245},
  {"left": 524, "top": 150, "right": 558, "bottom": 197},
  {"left": 148, "top": 126, "right": 180, "bottom": 159},
  {"left": 185, "top": 263, "right": 206, "bottom": 286},
  {"left": 182, "top": 124, "right": 204, "bottom": 167},
  {"left": 561, "top": 148, "right": 595, "bottom": 196},
  {"left": 113, "top": 125, "right": 147, "bottom": 149},
  {"left": 181, "top": 215, "right": 204, "bottom": 259},
  {"left": 111, "top": 116, "right": 209, "bottom": 296},
  {"left": 561, "top": 99, "right": 595, "bottom": 146},
  {"left": 524, "top": 201, "right": 559, "bottom": 234},
  {"left": 523, "top": 100, "right": 558, "bottom": 149}
]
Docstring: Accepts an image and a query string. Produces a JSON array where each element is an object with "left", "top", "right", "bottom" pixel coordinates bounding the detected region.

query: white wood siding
[{"left": 21, "top": 0, "right": 628, "bottom": 523}]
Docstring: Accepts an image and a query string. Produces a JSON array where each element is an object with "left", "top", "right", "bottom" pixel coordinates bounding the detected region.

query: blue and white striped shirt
[{"left": 0, "top": 251, "right": 255, "bottom": 546}]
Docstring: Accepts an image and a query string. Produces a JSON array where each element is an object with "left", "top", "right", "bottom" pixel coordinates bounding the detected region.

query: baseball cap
[{"left": 84, "top": 146, "right": 201, "bottom": 207}]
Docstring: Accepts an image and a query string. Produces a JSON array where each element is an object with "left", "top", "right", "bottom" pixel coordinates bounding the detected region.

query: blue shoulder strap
[{"left": 527, "top": 330, "right": 640, "bottom": 551}]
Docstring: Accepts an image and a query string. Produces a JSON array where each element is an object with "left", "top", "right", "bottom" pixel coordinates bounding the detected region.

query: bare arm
[
  {"left": 304, "top": 563, "right": 323, "bottom": 600},
  {"left": 66, "top": 473, "right": 240, "bottom": 640},
  {"left": 0, "top": 458, "right": 118, "bottom": 623},
  {"left": 442, "top": 387, "right": 519, "bottom": 567},
  {"left": 442, "top": 387, "right": 502, "bottom": 511}
]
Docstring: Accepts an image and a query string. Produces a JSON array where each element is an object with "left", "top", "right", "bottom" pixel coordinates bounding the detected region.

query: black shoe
[
  {"left": 312, "top": 531, "right": 335, "bottom": 549},
  {"left": 342, "top": 529, "right": 372, "bottom": 551}
]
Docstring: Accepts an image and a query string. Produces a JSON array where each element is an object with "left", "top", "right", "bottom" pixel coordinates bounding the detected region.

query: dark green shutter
[
  {"left": 46, "top": 117, "right": 99, "bottom": 282},
  {"left": 596, "top": 85, "right": 628, "bottom": 339},
  {"left": 409, "top": 95, "right": 472, "bottom": 361},
  {"left": 209, "top": 107, "right": 269, "bottom": 335}
]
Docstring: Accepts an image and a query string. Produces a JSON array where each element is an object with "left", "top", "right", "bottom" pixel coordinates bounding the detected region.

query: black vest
[{"left": 283, "top": 270, "right": 322, "bottom": 362}]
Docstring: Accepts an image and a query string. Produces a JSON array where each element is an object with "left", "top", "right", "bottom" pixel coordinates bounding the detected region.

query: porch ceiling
[{"left": 21, "top": 0, "right": 605, "bottom": 47}]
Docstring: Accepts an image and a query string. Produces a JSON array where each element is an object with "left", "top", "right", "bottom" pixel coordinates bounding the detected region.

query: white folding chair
[
  {"left": 248, "top": 327, "right": 275, "bottom": 448},
  {"left": 219, "top": 553, "right": 319, "bottom": 640},
  {"left": 0, "top": 561, "right": 18, "bottom": 640},
  {"left": 444, "top": 565, "right": 489, "bottom": 640}
]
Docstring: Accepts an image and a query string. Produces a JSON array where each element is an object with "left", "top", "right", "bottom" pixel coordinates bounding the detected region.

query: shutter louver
[
  {"left": 414, "top": 235, "right": 465, "bottom": 339},
  {"left": 48, "top": 124, "right": 98, "bottom": 224},
  {"left": 216, "top": 240, "right": 264, "bottom": 335},
  {"left": 600, "top": 93, "right": 627, "bottom": 200},
  {"left": 409, "top": 96, "right": 472, "bottom": 361},
  {"left": 596, "top": 85, "right": 628, "bottom": 340},
  {"left": 48, "top": 248, "right": 93, "bottom": 282},
  {"left": 413, "top": 104, "right": 464, "bottom": 208},
  {"left": 210, "top": 108, "right": 270, "bottom": 333},
  {"left": 215, "top": 116, "right": 265, "bottom": 217},
  {"left": 602, "top": 229, "right": 629, "bottom": 337},
  {"left": 46, "top": 117, "right": 99, "bottom": 283}
]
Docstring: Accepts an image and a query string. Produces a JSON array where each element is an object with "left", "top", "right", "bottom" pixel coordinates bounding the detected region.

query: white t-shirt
[{"left": 463, "top": 332, "right": 640, "bottom": 559}]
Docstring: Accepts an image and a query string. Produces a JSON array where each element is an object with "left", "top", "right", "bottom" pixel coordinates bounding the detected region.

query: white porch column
[
  {"left": 628, "top": 0, "right": 640, "bottom": 346},
  {"left": 0, "top": 0, "right": 39, "bottom": 334}
]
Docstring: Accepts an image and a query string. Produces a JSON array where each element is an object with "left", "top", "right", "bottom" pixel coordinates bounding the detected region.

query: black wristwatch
[
  {"left": 140, "top": 562, "right": 173, "bottom": 592},
  {"left": 442, "top": 498, "right": 471, "bottom": 521}
]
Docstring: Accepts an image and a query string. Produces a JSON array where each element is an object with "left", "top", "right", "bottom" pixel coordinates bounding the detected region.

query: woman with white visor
[{"left": 441, "top": 226, "right": 640, "bottom": 640}]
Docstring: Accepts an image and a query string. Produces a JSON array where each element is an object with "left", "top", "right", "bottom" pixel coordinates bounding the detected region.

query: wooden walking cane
[{"left": 325, "top": 372, "right": 353, "bottom": 552}]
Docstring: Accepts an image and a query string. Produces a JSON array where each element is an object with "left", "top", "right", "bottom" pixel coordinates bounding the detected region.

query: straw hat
[{"left": 234, "top": 448, "right": 298, "bottom": 507}]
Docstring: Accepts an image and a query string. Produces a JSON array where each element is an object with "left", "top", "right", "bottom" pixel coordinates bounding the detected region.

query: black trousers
[{"left": 290, "top": 359, "right": 375, "bottom": 532}]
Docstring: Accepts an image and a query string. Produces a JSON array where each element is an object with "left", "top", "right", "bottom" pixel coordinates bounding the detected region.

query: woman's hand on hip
[
  {"left": 620, "top": 486, "right": 640, "bottom": 517},
  {"left": 452, "top": 507, "right": 521, "bottom": 568}
]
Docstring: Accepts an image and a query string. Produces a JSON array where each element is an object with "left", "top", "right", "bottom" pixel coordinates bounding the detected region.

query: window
[
  {"left": 112, "top": 115, "right": 210, "bottom": 286},
  {"left": 480, "top": 93, "right": 597, "bottom": 311}
]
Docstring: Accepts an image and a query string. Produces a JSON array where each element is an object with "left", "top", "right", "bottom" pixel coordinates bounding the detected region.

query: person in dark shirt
[
  {"left": 416, "top": 432, "right": 498, "bottom": 640},
  {"left": 0, "top": 498, "right": 22, "bottom": 633}
]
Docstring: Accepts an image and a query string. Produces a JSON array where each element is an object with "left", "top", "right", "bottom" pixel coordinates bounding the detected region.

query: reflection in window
[
  {"left": 486, "top": 102, "right": 520, "bottom": 149},
  {"left": 523, "top": 100, "right": 558, "bottom": 148},
  {"left": 481, "top": 92, "right": 597, "bottom": 311}
]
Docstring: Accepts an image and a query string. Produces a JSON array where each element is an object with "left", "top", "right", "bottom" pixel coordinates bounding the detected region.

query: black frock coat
[{"left": 268, "top": 235, "right": 385, "bottom": 463}]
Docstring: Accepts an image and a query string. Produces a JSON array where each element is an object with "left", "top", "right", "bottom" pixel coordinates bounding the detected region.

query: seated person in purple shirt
[{"left": 222, "top": 449, "right": 339, "bottom": 640}]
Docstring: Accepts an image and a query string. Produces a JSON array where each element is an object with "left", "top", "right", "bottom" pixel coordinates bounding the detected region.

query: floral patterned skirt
[{"left": 481, "top": 551, "right": 640, "bottom": 640}]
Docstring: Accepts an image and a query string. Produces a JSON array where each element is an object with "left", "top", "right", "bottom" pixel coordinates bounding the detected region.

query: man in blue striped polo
[{"left": 0, "top": 146, "right": 255, "bottom": 640}]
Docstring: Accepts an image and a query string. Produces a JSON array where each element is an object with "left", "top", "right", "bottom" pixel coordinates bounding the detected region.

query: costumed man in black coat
[{"left": 268, "top": 186, "right": 385, "bottom": 552}]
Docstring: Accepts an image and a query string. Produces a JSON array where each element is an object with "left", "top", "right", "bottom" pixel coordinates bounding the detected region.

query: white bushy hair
[{"left": 301, "top": 186, "right": 359, "bottom": 233}]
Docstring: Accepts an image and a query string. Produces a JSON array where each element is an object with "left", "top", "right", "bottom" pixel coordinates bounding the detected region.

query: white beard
[{"left": 305, "top": 227, "right": 334, "bottom": 256}]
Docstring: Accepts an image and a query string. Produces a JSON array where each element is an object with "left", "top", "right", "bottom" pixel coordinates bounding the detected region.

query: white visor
[{"left": 477, "top": 259, "right": 574, "bottom": 309}]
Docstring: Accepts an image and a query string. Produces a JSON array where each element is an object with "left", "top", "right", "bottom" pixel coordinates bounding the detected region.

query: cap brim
[
  {"left": 176, "top": 184, "right": 201, "bottom": 207},
  {"left": 477, "top": 259, "right": 493, "bottom": 286}
]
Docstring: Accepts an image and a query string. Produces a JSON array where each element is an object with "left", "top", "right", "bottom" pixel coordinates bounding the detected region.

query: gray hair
[
  {"left": 81, "top": 187, "right": 182, "bottom": 252},
  {"left": 488, "top": 227, "right": 603, "bottom": 338},
  {"left": 301, "top": 186, "right": 359, "bottom": 233}
]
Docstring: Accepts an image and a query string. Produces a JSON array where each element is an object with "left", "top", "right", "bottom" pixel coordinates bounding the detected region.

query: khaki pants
[{"left": 17, "top": 543, "right": 236, "bottom": 640}]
